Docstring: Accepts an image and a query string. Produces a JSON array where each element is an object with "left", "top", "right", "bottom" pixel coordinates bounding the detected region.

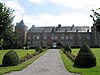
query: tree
[
  {"left": 0, "top": 3, "right": 14, "bottom": 35},
  {"left": 74, "top": 43, "right": 96, "bottom": 68},
  {"left": 90, "top": 8, "right": 100, "bottom": 32},
  {"left": 0, "top": 3, "right": 15, "bottom": 49},
  {"left": 0, "top": 39, "right": 3, "bottom": 50}
]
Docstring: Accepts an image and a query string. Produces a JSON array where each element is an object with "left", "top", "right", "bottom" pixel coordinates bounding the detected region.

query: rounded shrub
[
  {"left": 74, "top": 43, "right": 96, "bottom": 68},
  {"left": 65, "top": 44, "right": 72, "bottom": 53},
  {"left": 2, "top": 50, "right": 19, "bottom": 66}
]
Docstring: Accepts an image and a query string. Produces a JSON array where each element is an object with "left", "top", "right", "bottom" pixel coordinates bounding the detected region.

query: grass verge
[
  {"left": 0, "top": 50, "right": 48, "bottom": 75},
  {"left": 59, "top": 49, "right": 100, "bottom": 75}
]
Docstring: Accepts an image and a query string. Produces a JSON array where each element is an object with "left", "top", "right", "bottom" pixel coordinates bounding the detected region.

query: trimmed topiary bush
[
  {"left": 2, "top": 50, "right": 19, "bottom": 66},
  {"left": 36, "top": 46, "right": 43, "bottom": 53},
  {"left": 74, "top": 43, "right": 96, "bottom": 68},
  {"left": 65, "top": 44, "right": 72, "bottom": 53}
]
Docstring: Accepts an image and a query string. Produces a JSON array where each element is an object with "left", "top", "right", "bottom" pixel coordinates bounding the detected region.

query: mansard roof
[{"left": 28, "top": 25, "right": 91, "bottom": 33}]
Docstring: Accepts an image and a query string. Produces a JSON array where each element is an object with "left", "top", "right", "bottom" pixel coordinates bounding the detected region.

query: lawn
[
  {"left": 0, "top": 49, "right": 35, "bottom": 64},
  {"left": 0, "top": 49, "right": 47, "bottom": 75},
  {"left": 60, "top": 48, "right": 100, "bottom": 75}
]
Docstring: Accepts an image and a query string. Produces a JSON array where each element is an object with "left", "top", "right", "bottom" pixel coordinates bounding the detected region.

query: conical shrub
[
  {"left": 74, "top": 43, "right": 96, "bottom": 68},
  {"left": 2, "top": 50, "right": 19, "bottom": 66},
  {"left": 65, "top": 44, "right": 72, "bottom": 53}
]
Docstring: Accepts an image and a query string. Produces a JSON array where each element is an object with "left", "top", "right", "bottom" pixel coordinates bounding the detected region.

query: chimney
[
  {"left": 72, "top": 24, "right": 74, "bottom": 27},
  {"left": 87, "top": 29, "right": 89, "bottom": 32},
  {"left": 32, "top": 25, "right": 35, "bottom": 27},
  {"left": 43, "top": 30, "right": 45, "bottom": 32},
  {"left": 65, "top": 30, "right": 67, "bottom": 32},
  {"left": 76, "top": 29, "right": 78, "bottom": 32},
  {"left": 58, "top": 24, "right": 61, "bottom": 27},
  {"left": 70, "top": 24, "right": 74, "bottom": 30}
]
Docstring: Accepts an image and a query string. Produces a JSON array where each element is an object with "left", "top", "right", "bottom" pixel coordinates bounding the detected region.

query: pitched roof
[
  {"left": 55, "top": 26, "right": 91, "bottom": 32},
  {"left": 28, "top": 25, "right": 91, "bottom": 33},
  {"left": 28, "top": 26, "right": 54, "bottom": 33}
]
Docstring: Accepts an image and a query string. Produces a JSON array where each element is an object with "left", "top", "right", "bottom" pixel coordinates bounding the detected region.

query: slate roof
[
  {"left": 55, "top": 26, "right": 91, "bottom": 32},
  {"left": 28, "top": 25, "right": 91, "bottom": 33},
  {"left": 16, "top": 20, "right": 27, "bottom": 27},
  {"left": 28, "top": 26, "right": 54, "bottom": 33}
]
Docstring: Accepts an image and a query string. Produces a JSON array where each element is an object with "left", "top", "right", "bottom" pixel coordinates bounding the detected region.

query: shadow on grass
[
  {"left": 73, "top": 64, "right": 96, "bottom": 69},
  {"left": 0, "top": 65, "right": 4, "bottom": 67},
  {"left": 0, "top": 64, "right": 14, "bottom": 67}
]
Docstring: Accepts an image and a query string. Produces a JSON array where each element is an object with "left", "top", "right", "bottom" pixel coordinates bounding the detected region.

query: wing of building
[{"left": 15, "top": 20, "right": 100, "bottom": 48}]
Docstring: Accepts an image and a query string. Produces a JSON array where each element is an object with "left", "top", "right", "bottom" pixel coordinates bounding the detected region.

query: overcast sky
[{"left": 0, "top": 0, "right": 100, "bottom": 28}]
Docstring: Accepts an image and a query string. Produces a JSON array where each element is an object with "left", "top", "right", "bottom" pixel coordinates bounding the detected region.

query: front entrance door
[{"left": 53, "top": 43, "right": 57, "bottom": 48}]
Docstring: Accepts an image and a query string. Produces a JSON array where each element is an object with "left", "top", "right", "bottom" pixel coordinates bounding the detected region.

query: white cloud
[
  {"left": 29, "top": 0, "right": 44, "bottom": 4},
  {"left": 51, "top": 0, "right": 100, "bottom": 10},
  {"left": 0, "top": 0, "right": 94, "bottom": 29},
  {"left": 0, "top": 0, "right": 25, "bottom": 24},
  {"left": 23, "top": 13, "right": 93, "bottom": 29}
]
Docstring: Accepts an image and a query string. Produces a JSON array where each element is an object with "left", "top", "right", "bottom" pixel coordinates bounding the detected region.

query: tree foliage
[
  {"left": 0, "top": 3, "right": 14, "bottom": 35},
  {"left": 90, "top": 8, "right": 100, "bottom": 31},
  {"left": 0, "top": 3, "right": 16, "bottom": 49},
  {"left": 0, "top": 39, "right": 3, "bottom": 49}
]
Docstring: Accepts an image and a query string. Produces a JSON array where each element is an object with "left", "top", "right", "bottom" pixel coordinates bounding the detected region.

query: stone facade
[
  {"left": 15, "top": 20, "right": 100, "bottom": 48},
  {"left": 15, "top": 20, "right": 28, "bottom": 47}
]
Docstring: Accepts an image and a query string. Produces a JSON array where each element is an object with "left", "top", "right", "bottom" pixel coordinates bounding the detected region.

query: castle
[{"left": 15, "top": 20, "right": 100, "bottom": 48}]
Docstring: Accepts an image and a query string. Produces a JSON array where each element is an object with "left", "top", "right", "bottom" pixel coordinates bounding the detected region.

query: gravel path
[{"left": 4, "top": 49, "right": 80, "bottom": 75}]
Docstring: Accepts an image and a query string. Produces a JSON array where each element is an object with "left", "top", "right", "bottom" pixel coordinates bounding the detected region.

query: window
[
  {"left": 70, "top": 34, "right": 73, "bottom": 39},
  {"left": 36, "top": 36, "right": 40, "bottom": 39},
  {"left": 44, "top": 34, "right": 47, "bottom": 39},
  {"left": 43, "top": 41, "right": 47, "bottom": 46},
  {"left": 35, "top": 34, "right": 40, "bottom": 40},
  {"left": 61, "top": 34, "right": 64, "bottom": 39},
  {"left": 69, "top": 41, "right": 72, "bottom": 45},
  {"left": 36, "top": 41, "right": 40, "bottom": 45},
  {"left": 27, "top": 41, "right": 31, "bottom": 45},
  {"left": 44, "top": 36, "right": 47, "bottom": 39},
  {"left": 87, "top": 36, "right": 90, "bottom": 40},
  {"left": 79, "top": 36, "right": 81, "bottom": 40},
  {"left": 33, "top": 42, "right": 36, "bottom": 46},
  {"left": 51, "top": 34, "right": 54, "bottom": 39},
  {"left": 66, "top": 36, "right": 68, "bottom": 39},
  {"left": 27, "top": 36, "right": 30, "bottom": 40},
  {"left": 55, "top": 36, "right": 58, "bottom": 40},
  {"left": 61, "top": 36, "right": 64, "bottom": 39},
  {"left": 34, "top": 41, "right": 40, "bottom": 46},
  {"left": 33, "top": 36, "right": 36, "bottom": 39},
  {"left": 19, "top": 36, "right": 21, "bottom": 39}
]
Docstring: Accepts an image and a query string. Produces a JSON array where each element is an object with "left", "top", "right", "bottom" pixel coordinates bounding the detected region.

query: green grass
[
  {"left": 0, "top": 49, "right": 35, "bottom": 64},
  {"left": 59, "top": 48, "right": 100, "bottom": 75},
  {"left": 0, "top": 49, "right": 48, "bottom": 75}
]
